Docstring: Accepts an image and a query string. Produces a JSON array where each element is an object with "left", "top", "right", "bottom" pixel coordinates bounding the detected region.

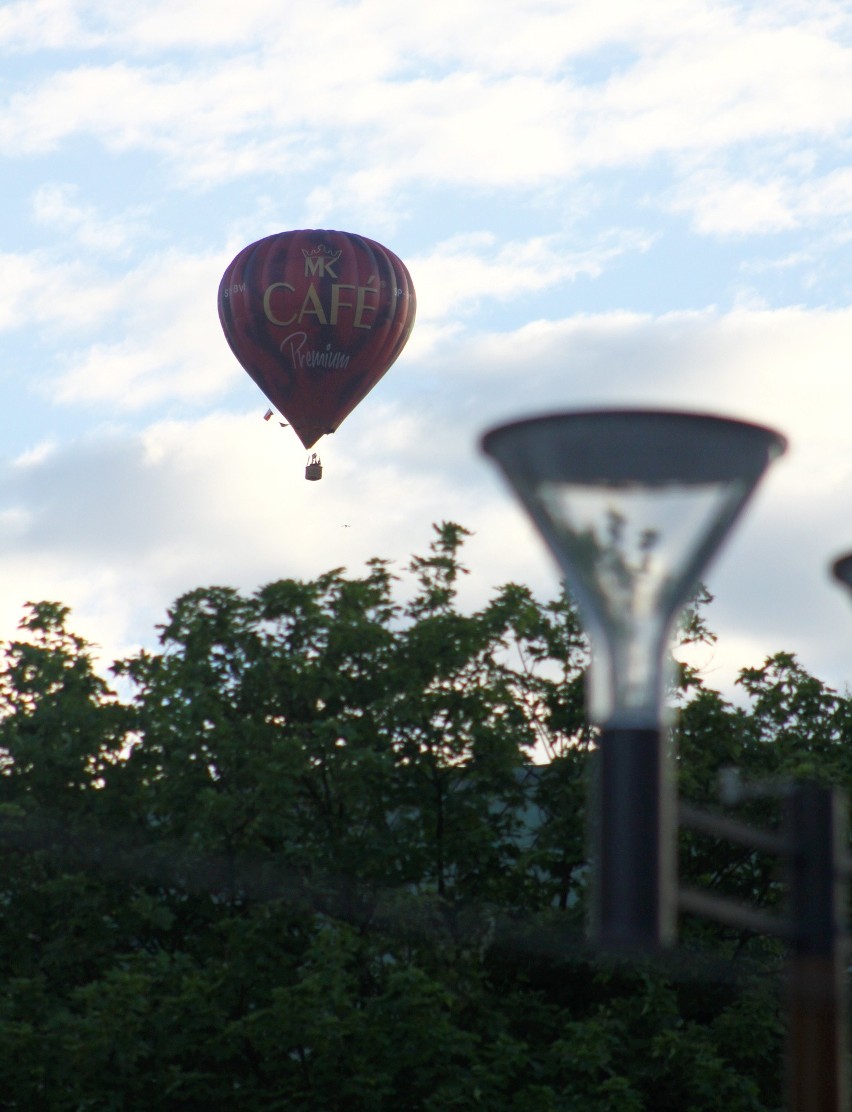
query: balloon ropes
[{"left": 218, "top": 229, "right": 416, "bottom": 480}]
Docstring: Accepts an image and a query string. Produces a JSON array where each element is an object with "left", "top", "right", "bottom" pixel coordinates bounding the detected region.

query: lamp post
[
  {"left": 481, "top": 409, "right": 786, "bottom": 950},
  {"left": 482, "top": 407, "right": 852, "bottom": 1108}
]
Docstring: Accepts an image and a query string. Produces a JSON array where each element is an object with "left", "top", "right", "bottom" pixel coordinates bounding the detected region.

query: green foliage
[
  {"left": 0, "top": 601, "right": 127, "bottom": 809},
  {"left": 0, "top": 523, "right": 844, "bottom": 1108}
]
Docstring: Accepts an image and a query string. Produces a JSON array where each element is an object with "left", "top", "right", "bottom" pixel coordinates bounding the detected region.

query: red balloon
[{"left": 218, "top": 229, "right": 416, "bottom": 449}]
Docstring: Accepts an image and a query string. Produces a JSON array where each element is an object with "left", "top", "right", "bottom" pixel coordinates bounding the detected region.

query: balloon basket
[{"left": 305, "top": 454, "right": 323, "bottom": 481}]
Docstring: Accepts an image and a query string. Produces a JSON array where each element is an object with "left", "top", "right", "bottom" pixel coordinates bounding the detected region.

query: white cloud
[
  {"left": 662, "top": 159, "right": 852, "bottom": 237},
  {"left": 0, "top": 408, "right": 490, "bottom": 668},
  {"left": 0, "top": 250, "right": 109, "bottom": 334},
  {"left": 32, "top": 182, "right": 149, "bottom": 256},
  {"left": 666, "top": 172, "right": 797, "bottom": 236},
  {"left": 3, "top": 0, "right": 852, "bottom": 714},
  {"left": 402, "top": 303, "right": 852, "bottom": 692},
  {"left": 0, "top": 0, "right": 98, "bottom": 51},
  {"left": 12, "top": 440, "right": 58, "bottom": 469},
  {"left": 0, "top": 0, "right": 668, "bottom": 64},
  {"left": 11, "top": 226, "right": 654, "bottom": 412},
  {"left": 0, "top": 245, "right": 238, "bottom": 410},
  {"left": 408, "top": 229, "right": 654, "bottom": 324},
  {"left": 2, "top": 1, "right": 851, "bottom": 202},
  {"left": 454, "top": 305, "right": 852, "bottom": 439},
  {"left": 2, "top": 301, "right": 852, "bottom": 700}
]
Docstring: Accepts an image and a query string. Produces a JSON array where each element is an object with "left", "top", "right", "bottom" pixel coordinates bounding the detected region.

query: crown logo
[{"left": 302, "top": 243, "right": 342, "bottom": 278}]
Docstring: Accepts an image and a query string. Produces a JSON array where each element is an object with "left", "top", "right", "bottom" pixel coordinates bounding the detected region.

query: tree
[{"left": 0, "top": 523, "right": 842, "bottom": 1109}]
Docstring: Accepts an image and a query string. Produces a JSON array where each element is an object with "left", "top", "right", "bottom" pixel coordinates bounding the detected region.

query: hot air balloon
[{"left": 218, "top": 229, "right": 416, "bottom": 479}]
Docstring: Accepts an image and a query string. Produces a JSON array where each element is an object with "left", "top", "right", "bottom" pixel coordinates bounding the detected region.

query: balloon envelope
[{"left": 218, "top": 230, "right": 416, "bottom": 448}]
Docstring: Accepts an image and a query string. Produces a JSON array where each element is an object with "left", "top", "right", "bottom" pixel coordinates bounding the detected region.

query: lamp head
[{"left": 482, "top": 409, "right": 786, "bottom": 727}]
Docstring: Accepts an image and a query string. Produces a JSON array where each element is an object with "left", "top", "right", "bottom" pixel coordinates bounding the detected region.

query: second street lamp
[{"left": 481, "top": 408, "right": 787, "bottom": 950}]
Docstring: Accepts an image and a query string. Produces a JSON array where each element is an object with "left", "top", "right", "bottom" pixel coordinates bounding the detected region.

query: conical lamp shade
[{"left": 482, "top": 409, "right": 786, "bottom": 727}]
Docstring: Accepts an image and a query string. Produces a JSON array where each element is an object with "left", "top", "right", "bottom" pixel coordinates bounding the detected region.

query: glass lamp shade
[{"left": 482, "top": 409, "right": 787, "bottom": 728}]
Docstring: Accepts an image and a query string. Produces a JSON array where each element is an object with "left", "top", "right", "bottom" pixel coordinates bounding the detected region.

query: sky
[{"left": 2, "top": 0, "right": 852, "bottom": 708}]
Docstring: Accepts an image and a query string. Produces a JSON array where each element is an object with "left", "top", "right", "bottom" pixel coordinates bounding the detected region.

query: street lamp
[{"left": 482, "top": 408, "right": 787, "bottom": 950}]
